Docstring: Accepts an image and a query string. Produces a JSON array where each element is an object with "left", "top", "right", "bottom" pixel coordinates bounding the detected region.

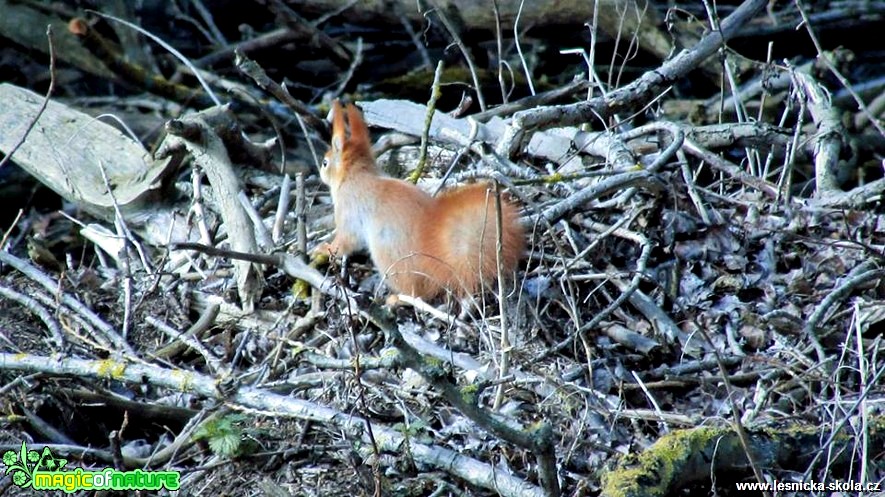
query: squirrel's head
[{"left": 320, "top": 100, "right": 376, "bottom": 187}]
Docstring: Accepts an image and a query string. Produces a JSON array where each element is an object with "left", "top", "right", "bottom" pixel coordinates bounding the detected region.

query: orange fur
[{"left": 315, "top": 101, "right": 525, "bottom": 300}]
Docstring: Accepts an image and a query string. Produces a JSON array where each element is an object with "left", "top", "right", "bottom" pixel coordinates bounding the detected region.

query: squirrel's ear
[
  {"left": 330, "top": 100, "right": 346, "bottom": 151},
  {"left": 346, "top": 104, "right": 371, "bottom": 150}
]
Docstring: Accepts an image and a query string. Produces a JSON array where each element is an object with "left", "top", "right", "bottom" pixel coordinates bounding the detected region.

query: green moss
[
  {"left": 95, "top": 359, "right": 126, "bottom": 379},
  {"left": 418, "top": 356, "right": 449, "bottom": 381},
  {"left": 172, "top": 370, "right": 194, "bottom": 392},
  {"left": 459, "top": 384, "right": 479, "bottom": 405},
  {"left": 543, "top": 172, "right": 564, "bottom": 184},
  {"left": 291, "top": 279, "right": 310, "bottom": 300},
  {"left": 601, "top": 426, "right": 729, "bottom": 497}
]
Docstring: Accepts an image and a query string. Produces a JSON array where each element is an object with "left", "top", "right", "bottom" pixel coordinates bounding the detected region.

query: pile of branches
[{"left": 1, "top": 0, "right": 883, "bottom": 496}]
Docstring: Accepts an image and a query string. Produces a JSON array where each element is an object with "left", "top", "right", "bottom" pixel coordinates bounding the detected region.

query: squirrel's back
[{"left": 422, "top": 182, "right": 524, "bottom": 296}]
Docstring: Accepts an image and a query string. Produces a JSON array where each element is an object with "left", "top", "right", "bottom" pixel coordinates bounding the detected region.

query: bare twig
[
  {"left": 0, "top": 25, "right": 56, "bottom": 171},
  {"left": 79, "top": 12, "right": 221, "bottom": 106},
  {"left": 492, "top": 0, "right": 508, "bottom": 104},
  {"left": 0, "top": 283, "right": 64, "bottom": 348},
  {"left": 399, "top": 14, "right": 432, "bottom": 70},
  {"left": 164, "top": 108, "right": 264, "bottom": 312},
  {"left": 0, "top": 351, "right": 546, "bottom": 497},
  {"left": 366, "top": 306, "right": 559, "bottom": 496},
  {"left": 794, "top": 0, "right": 885, "bottom": 138},
  {"left": 805, "top": 262, "right": 885, "bottom": 337},
  {"left": 0, "top": 250, "right": 133, "bottom": 354},
  {"left": 497, "top": 0, "right": 768, "bottom": 156},
  {"left": 234, "top": 49, "right": 329, "bottom": 139},
  {"left": 694, "top": 322, "right": 771, "bottom": 497},
  {"left": 492, "top": 182, "right": 511, "bottom": 410},
  {"left": 409, "top": 60, "right": 445, "bottom": 183},
  {"left": 147, "top": 315, "right": 226, "bottom": 374},
  {"left": 191, "top": 0, "right": 228, "bottom": 45},
  {"left": 273, "top": 173, "right": 291, "bottom": 245},
  {"left": 791, "top": 68, "right": 844, "bottom": 197},
  {"left": 194, "top": 28, "right": 299, "bottom": 67},
  {"left": 513, "top": 0, "right": 535, "bottom": 96},
  {"left": 330, "top": 37, "right": 364, "bottom": 99},
  {"left": 546, "top": 232, "right": 653, "bottom": 357},
  {"left": 428, "top": 1, "right": 487, "bottom": 111}
]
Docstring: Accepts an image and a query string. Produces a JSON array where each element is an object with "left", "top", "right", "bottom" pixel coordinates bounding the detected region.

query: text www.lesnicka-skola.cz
[{"left": 735, "top": 480, "right": 881, "bottom": 492}]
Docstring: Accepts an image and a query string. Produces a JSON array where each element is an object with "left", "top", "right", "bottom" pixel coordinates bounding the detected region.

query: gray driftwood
[{"left": 0, "top": 83, "right": 174, "bottom": 221}]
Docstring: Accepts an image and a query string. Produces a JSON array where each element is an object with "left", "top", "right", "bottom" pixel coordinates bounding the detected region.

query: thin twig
[
  {"left": 399, "top": 14, "right": 432, "bottom": 70},
  {"left": 694, "top": 321, "right": 771, "bottom": 497},
  {"left": 0, "top": 210, "right": 24, "bottom": 250},
  {"left": 805, "top": 263, "right": 885, "bottom": 337},
  {"left": 296, "top": 173, "right": 308, "bottom": 256},
  {"left": 429, "top": 1, "right": 486, "bottom": 111},
  {"left": 513, "top": 0, "right": 535, "bottom": 96},
  {"left": 492, "top": 0, "right": 508, "bottom": 104},
  {"left": 191, "top": 0, "right": 228, "bottom": 45},
  {"left": 331, "top": 37, "right": 364, "bottom": 100},
  {"left": 84, "top": 11, "right": 221, "bottom": 106},
  {"left": 0, "top": 283, "right": 64, "bottom": 348},
  {"left": 0, "top": 25, "right": 56, "bottom": 171},
  {"left": 492, "top": 182, "right": 510, "bottom": 410},
  {"left": 234, "top": 49, "right": 329, "bottom": 139},
  {"left": 409, "top": 60, "right": 445, "bottom": 183},
  {"left": 0, "top": 251, "right": 134, "bottom": 354},
  {"left": 0, "top": 351, "right": 546, "bottom": 497},
  {"left": 273, "top": 173, "right": 291, "bottom": 245},
  {"left": 794, "top": 0, "right": 885, "bottom": 138}
]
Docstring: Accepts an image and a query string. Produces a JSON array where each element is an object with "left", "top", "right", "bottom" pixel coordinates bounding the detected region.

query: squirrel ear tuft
[
  {"left": 330, "top": 100, "right": 346, "bottom": 151},
  {"left": 346, "top": 104, "right": 371, "bottom": 150}
]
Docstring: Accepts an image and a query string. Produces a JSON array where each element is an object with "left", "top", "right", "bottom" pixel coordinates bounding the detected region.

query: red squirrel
[{"left": 313, "top": 101, "right": 524, "bottom": 300}]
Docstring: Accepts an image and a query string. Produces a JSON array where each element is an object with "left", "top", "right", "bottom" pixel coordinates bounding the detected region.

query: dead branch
[{"left": 0, "top": 351, "right": 547, "bottom": 497}]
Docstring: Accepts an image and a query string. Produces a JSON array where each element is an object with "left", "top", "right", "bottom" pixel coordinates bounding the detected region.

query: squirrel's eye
[{"left": 322, "top": 158, "right": 329, "bottom": 168}]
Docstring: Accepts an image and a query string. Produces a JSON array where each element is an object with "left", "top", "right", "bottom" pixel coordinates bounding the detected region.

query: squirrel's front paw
[{"left": 311, "top": 242, "right": 334, "bottom": 264}]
